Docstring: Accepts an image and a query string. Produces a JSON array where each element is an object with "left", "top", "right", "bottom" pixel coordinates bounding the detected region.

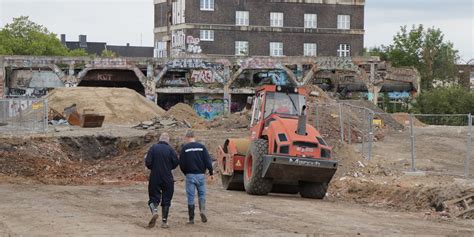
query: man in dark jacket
[
  {"left": 179, "top": 130, "right": 214, "bottom": 224},
  {"left": 145, "top": 132, "right": 179, "bottom": 228}
]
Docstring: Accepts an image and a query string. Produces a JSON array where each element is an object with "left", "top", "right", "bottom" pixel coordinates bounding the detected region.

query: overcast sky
[{"left": 0, "top": 0, "right": 473, "bottom": 62}]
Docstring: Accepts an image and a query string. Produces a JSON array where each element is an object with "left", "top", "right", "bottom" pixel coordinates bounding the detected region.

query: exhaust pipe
[{"left": 297, "top": 105, "right": 307, "bottom": 135}]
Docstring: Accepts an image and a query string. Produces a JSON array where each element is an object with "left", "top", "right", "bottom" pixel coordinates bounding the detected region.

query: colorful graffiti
[
  {"left": 193, "top": 97, "right": 225, "bottom": 120},
  {"left": 191, "top": 70, "right": 223, "bottom": 84}
]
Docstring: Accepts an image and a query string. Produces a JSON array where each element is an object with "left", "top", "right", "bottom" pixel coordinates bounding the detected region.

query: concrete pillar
[
  {"left": 68, "top": 63, "right": 75, "bottom": 76},
  {"left": 0, "top": 58, "right": 5, "bottom": 98},
  {"left": 370, "top": 63, "right": 376, "bottom": 83},
  {"left": 369, "top": 85, "right": 382, "bottom": 105}
]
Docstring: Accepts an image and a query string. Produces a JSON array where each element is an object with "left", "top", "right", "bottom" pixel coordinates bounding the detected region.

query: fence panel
[{"left": 0, "top": 98, "right": 48, "bottom": 134}]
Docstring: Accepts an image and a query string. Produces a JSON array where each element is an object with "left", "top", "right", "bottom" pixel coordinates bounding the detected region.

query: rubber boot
[
  {"left": 198, "top": 199, "right": 207, "bottom": 223},
  {"left": 148, "top": 203, "right": 159, "bottom": 228},
  {"left": 161, "top": 206, "right": 170, "bottom": 228},
  {"left": 186, "top": 205, "right": 195, "bottom": 224}
]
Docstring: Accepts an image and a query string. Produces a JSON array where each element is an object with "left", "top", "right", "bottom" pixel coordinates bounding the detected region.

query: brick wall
[{"left": 185, "top": 29, "right": 364, "bottom": 57}]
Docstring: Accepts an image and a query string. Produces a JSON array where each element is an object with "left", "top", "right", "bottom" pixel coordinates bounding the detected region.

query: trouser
[
  {"left": 148, "top": 179, "right": 174, "bottom": 207},
  {"left": 185, "top": 174, "right": 206, "bottom": 205}
]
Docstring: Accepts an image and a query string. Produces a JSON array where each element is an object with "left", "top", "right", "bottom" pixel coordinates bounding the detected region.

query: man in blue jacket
[
  {"left": 145, "top": 132, "right": 179, "bottom": 229},
  {"left": 179, "top": 130, "right": 214, "bottom": 224}
]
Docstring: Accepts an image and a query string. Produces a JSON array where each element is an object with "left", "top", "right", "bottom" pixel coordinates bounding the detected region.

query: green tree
[
  {"left": 100, "top": 49, "right": 117, "bottom": 58},
  {"left": 0, "top": 16, "right": 88, "bottom": 57},
  {"left": 412, "top": 87, "right": 474, "bottom": 125},
  {"left": 384, "top": 25, "right": 459, "bottom": 91}
]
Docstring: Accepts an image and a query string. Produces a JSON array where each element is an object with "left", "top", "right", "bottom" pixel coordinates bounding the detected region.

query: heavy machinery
[{"left": 217, "top": 85, "right": 338, "bottom": 199}]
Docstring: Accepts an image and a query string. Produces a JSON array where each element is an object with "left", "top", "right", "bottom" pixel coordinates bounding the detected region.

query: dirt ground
[
  {"left": 1, "top": 90, "right": 474, "bottom": 235},
  {"left": 0, "top": 182, "right": 473, "bottom": 236}
]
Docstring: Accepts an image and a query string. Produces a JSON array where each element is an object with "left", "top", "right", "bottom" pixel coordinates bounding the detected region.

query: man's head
[
  {"left": 159, "top": 132, "right": 170, "bottom": 143},
  {"left": 185, "top": 130, "right": 196, "bottom": 142}
]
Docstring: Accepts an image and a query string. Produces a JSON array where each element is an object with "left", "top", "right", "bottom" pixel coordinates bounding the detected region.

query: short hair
[
  {"left": 159, "top": 132, "right": 170, "bottom": 143},
  {"left": 185, "top": 130, "right": 195, "bottom": 138}
]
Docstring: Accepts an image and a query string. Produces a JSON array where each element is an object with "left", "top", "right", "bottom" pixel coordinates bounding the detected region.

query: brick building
[{"left": 154, "top": 0, "right": 365, "bottom": 58}]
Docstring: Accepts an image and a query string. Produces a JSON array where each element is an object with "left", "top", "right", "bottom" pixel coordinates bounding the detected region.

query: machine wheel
[
  {"left": 221, "top": 172, "right": 244, "bottom": 191},
  {"left": 299, "top": 182, "right": 328, "bottom": 199},
  {"left": 243, "top": 139, "right": 273, "bottom": 195}
]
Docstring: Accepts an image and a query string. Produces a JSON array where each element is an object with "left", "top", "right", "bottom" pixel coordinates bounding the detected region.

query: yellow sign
[
  {"left": 32, "top": 103, "right": 44, "bottom": 110},
  {"left": 235, "top": 160, "right": 242, "bottom": 167}
]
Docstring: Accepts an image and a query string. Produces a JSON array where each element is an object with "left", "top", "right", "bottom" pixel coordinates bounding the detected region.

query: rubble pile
[
  {"left": 208, "top": 110, "right": 251, "bottom": 129},
  {"left": 164, "top": 103, "right": 207, "bottom": 129},
  {"left": 133, "top": 117, "right": 191, "bottom": 130}
]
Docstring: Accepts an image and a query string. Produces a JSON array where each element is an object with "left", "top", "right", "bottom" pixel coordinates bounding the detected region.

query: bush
[{"left": 412, "top": 87, "right": 474, "bottom": 125}]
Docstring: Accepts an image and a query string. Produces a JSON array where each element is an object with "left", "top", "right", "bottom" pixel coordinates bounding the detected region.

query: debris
[
  {"left": 133, "top": 117, "right": 190, "bottom": 130},
  {"left": 442, "top": 193, "right": 474, "bottom": 219}
]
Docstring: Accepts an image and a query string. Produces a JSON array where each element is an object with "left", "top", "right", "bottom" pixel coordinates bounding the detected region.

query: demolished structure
[{"left": 0, "top": 56, "right": 419, "bottom": 120}]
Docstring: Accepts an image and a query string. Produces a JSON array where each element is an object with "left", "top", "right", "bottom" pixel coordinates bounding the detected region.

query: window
[
  {"left": 270, "top": 12, "right": 284, "bottom": 27},
  {"left": 337, "top": 44, "right": 351, "bottom": 57},
  {"left": 337, "top": 15, "right": 350, "bottom": 29},
  {"left": 270, "top": 42, "right": 283, "bottom": 56},
  {"left": 235, "top": 41, "right": 249, "bottom": 56},
  {"left": 200, "top": 0, "right": 214, "bottom": 11},
  {"left": 304, "top": 43, "right": 317, "bottom": 56},
  {"left": 200, "top": 30, "right": 214, "bottom": 41},
  {"left": 304, "top": 14, "right": 317, "bottom": 29},
  {"left": 155, "top": 41, "right": 167, "bottom": 58},
  {"left": 236, "top": 11, "right": 249, "bottom": 26}
]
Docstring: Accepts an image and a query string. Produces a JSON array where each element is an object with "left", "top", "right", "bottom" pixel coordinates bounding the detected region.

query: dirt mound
[
  {"left": 208, "top": 110, "right": 251, "bottom": 129},
  {"left": 392, "top": 113, "right": 426, "bottom": 127},
  {"left": 164, "top": 103, "right": 207, "bottom": 129},
  {"left": 46, "top": 87, "right": 165, "bottom": 125}
]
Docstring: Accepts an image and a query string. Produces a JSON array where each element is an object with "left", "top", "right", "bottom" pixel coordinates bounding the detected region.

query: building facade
[{"left": 154, "top": 0, "right": 365, "bottom": 58}]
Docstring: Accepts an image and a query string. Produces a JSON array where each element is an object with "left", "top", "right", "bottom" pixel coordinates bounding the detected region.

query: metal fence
[
  {"left": 0, "top": 98, "right": 48, "bottom": 134},
  {"left": 310, "top": 100, "right": 473, "bottom": 179}
]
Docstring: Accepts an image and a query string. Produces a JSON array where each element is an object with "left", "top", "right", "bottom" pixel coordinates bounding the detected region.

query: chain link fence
[
  {"left": 310, "top": 100, "right": 472, "bottom": 179},
  {"left": 0, "top": 98, "right": 49, "bottom": 134}
]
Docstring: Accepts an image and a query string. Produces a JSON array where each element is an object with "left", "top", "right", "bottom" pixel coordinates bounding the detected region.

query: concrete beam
[{"left": 0, "top": 57, "right": 5, "bottom": 98}]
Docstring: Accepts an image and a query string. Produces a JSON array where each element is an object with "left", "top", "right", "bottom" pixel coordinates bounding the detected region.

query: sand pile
[
  {"left": 46, "top": 87, "right": 165, "bottom": 125},
  {"left": 164, "top": 103, "right": 207, "bottom": 129}
]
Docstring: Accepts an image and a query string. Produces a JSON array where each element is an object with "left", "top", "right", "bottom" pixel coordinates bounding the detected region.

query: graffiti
[
  {"left": 388, "top": 91, "right": 411, "bottom": 99},
  {"left": 186, "top": 36, "right": 202, "bottom": 54},
  {"left": 191, "top": 70, "right": 223, "bottom": 84},
  {"left": 193, "top": 97, "right": 225, "bottom": 120},
  {"left": 166, "top": 59, "right": 224, "bottom": 71},
  {"left": 89, "top": 58, "right": 128, "bottom": 67},
  {"left": 8, "top": 88, "right": 47, "bottom": 97},
  {"left": 97, "top": 73, "right": 113, "bottom": 81},
  {"left": 255, "top": 71, "right": 288, "bottom": 86},
  {"left": 239, "top": 58, "right": 281, "bottom": 69},
  {"left": 162, "top": 77, "right": 189, "bottom": 87},
  {"left": 314, "top": 58, "right": 358, "bottom": 71}
]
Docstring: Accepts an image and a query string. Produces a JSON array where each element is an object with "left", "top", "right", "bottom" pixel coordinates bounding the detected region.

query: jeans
[{"left": 185, "top": 173, "right": 206, "bottom": 205}]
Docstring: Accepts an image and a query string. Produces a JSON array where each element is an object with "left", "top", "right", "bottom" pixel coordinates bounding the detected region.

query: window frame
[
  {"left": 304, "top": 43, "right": 317, "bottom": 56},
  {"left": 235, "top": 41, "right": 249, "bottom": 56},
  {"left": 337, "top": 44, "right": 351, "bottom": 57},
  {"left": 337, "top": 15, "right": 351, "bottom": 30},
  {"left": 200, "top": 0, "right": 215, "bottom": 11},
  {"left": 200, "top": 30, "right": 214, "bottom": 41},
  {"left": 270, "top": 12, "right": 284, "bottom": 27},
  {"left": 304, "top": 14, "right": 318, "bottom": 29},
  {"left": 270, "top": 42, "right": 283, "bottom": 57},
  {"left": 235, "top": 11, "right": 249, "bottom": 26}
]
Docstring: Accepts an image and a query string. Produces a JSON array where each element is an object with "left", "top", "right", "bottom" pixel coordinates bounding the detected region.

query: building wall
[
  {"left": 185, "top": 1, "right": 364, "bottom": 30},
  {"left": 185, "top": 29, "right": 363, "bottom": 57},
  {"left": 154, "top": 2, "right": 169, "bottom": 28}
]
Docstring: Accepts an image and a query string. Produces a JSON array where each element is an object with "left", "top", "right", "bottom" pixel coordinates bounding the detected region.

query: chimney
[
  {"left": 79, "top": 35, "right": 87, "bottom": 48},
  {"left": 126, "top": 43, "right": 130, "bottom": 47},
  {"left": 60, "top": 34, "right": 66, "bottom": 45}
]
